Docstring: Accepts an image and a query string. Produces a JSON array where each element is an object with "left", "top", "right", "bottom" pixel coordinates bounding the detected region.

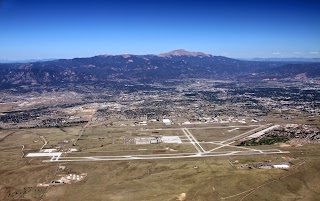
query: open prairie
[{"left": 0, "top": 123, "right": 319, "bottom": 201}]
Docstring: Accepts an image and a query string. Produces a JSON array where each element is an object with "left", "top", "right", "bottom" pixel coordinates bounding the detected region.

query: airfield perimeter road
[{"left": 73, "top": 110, "right": 96, "bottom": 146}]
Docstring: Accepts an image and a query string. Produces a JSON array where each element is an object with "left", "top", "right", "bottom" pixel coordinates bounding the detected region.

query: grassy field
[
  {"left": 190, "top": 126, "right": 257, "bottom": 142},
  {"left": 0, "top": 137, "right": 56, "bottom": 201},
  {"left": 42, "top": 151, "right": 320, "bottom": 201},
  {"left": 1, "top": 123, "right": 320, "bottom": 201}
]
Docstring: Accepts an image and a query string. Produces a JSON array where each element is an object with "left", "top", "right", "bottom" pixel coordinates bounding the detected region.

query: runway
[{"left": 25, "top": 124, "right": 290, "bottom": 163}]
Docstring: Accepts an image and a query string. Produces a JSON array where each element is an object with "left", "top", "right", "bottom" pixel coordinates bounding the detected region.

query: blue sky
[{"left": 0, "top": 0, "right": 320, "bottom": 59}]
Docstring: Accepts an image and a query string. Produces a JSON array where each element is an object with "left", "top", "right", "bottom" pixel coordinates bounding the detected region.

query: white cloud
[
  {"left": 293, "top": 52, "right": 302, "bottom": 54},
  {"left": 272, "top": 52, "right": 281, "bottom": 55},
  {"left": 309, "top": 51, "right": 319, "bottom": 54}
]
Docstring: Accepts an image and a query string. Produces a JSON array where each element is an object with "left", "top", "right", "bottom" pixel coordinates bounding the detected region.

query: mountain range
[
  {"left": 250, "top": 57, "right": 320, "bottom": 62},
  {"left": 0, "top": 58, "right": 56, "bottom": 63},
  {"left": 0, "top": 49, "right": 320, "bottom": 89}
]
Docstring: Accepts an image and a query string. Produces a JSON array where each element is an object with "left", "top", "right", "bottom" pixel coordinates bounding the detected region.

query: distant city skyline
[{"left": 1, "top": 0, "right": 320, "bottom": 60}]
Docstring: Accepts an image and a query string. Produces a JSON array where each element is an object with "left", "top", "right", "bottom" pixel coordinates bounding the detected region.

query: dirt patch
[{"left": 177, "top": 193, "right": 186, "bottom": 201}]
